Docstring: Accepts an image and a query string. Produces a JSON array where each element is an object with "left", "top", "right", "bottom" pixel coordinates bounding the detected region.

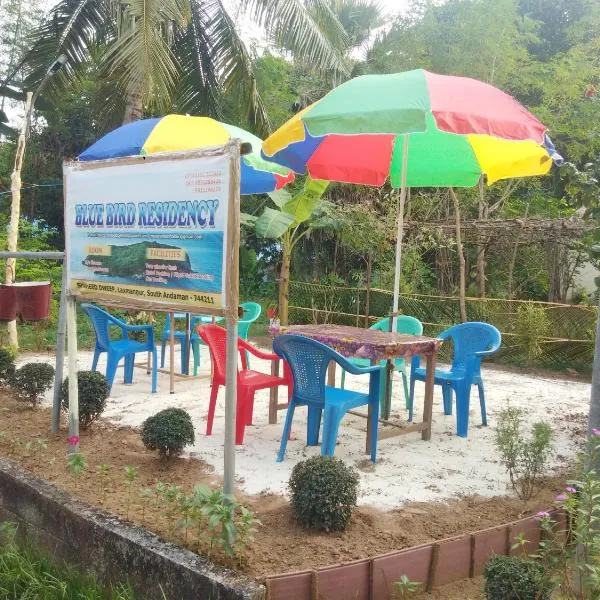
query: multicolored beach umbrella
[
  {"left": 262, "top": 69, "right": 562, "bottom": 187},
  {"left": 79, "top": 115, "right": 295, "bottom": 195},
  {"left": 262, "top": 69, "right": 563, "bottom": 334}
]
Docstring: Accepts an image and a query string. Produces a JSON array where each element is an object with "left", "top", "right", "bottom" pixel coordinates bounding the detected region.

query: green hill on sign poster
[{"left": 84, "top": 242, "right": 192, "bottom": 277}]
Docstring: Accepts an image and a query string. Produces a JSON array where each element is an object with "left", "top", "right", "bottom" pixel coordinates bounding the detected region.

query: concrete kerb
[{"left": 0, "top": 459, "right": 265, "bottom": 600}]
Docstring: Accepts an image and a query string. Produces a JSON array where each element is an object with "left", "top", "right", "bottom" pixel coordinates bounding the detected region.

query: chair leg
[
  {"left": 340, "top": 369, "right": 346, "bottom": 389},
  {"left": 206, "top": 384, "right": 220, "bottom": 435},
  {"left": 400, "top": 367, "right": 410, "bottom": 410},
  {"left": 307, "top": 405, "right": 322, "bottom": 446},
  {"left": 277, "top": 402, "right": 296, "bottom": 462},
  {"left": 105, "top": 353, "right": 120, "bottom": 389},
  {"left": 370, "top": 397, "right": 380, "bottom": 463},
  {"left": 442, "top": 384, "right": 452, "bottom": 415},
  {"left": 236, "top": 390, "right": 249, "bottom": 445},
  {"left": 378, "top": 367, "right": 388, "bottom": 417},
  {"left": 151, "top": 348, "right": 157, "bottom": 393},
  {"left": 180, "top": 341, "right": 188, "bottom": 375},
  {"left": 455, "top": 381, "right": 472, "bottom": 438},
  {"left": 192, "top": 341, "right": 200, "bottom": 376},
  {"left": 408, "top": 376, "right": 416, "bottom": 422},
  {"left": 478, "top": 381, "right": 487, "bottom": 426},
  {"left": 92, "top": 347, "right": 101, "bottom": 371},
  {"left": 321, "top": 406, "right": 342, "bottom": 457},
  {"left": 245, "top": 389, "right": 256, "bottom": 425},
  {"left": 124, "top": 354, "right": 134, "bottom": 384},
  {"left": 160, "top": 340, "right": 166, "bottom": 368}
]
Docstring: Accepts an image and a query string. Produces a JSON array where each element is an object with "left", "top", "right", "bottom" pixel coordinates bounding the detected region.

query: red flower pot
[
  {"left": 0, "top": 285, "right": 17, "bottom": 322},
  {"left": 14, "top": 281, "right": 52, "bottom": 321}
]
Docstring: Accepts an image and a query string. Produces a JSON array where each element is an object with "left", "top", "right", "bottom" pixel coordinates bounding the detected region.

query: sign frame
[{"left": 62, "top": 141, "right": 241, "bottom": 494}]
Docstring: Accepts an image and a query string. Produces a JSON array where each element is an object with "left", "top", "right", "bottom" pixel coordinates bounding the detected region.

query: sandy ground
[{"left": 25, "top": 346, "right": 589, "bottom": 510}]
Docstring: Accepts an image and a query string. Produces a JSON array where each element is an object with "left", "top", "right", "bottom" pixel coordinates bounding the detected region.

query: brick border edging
[
  {"left": 0, "top": 459, "right": 265, "bottom": 600},
  {"left": 265, "top": 509, "right": 564, "bottom": 600}
]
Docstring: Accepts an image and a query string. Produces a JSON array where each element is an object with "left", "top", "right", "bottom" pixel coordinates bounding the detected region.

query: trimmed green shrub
[
  {"left": 0, "top": 347, "right": 16, "bottom": 385},
  {"left": 141, "top": 408, "right": 195, "bottom": 458},
  {"left": 288, "top": 455, "right": 359, "bottom": 532},
  {"left": 60, "top": 371, "right": 110, "bottom": 430},
  {"left": 11, "top": 363, "right": 54, "bottom": 407},
  {"left": 484, "top": 555, "right": 550, "bottom": 600}
]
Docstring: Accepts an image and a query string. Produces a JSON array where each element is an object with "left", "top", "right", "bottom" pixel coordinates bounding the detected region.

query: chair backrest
[
  {"left": 197, "top": 324, "right": 229, "bottom": 383},
  {"left": 238, "top": 302, "right": 262, "bottom": 339},
  {"left": 273, "top": 335, "right": 336, "bottom": 405},
  {"left": 440, "top": 322, "right": 501, "bottom": 373},
  {"left": 81, "top": 303, "right": 121, "bottom": 351},
  {"left": 370, "top": 315, "right": 423, "bottom": 336}
]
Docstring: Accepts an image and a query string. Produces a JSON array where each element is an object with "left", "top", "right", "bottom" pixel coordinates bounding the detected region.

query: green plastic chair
[
  {"left": 340, "top": 315, "right": 423, "bottom": 412},
  {"left": 238, "top": 302, "right": 262, "bottom": 367}
]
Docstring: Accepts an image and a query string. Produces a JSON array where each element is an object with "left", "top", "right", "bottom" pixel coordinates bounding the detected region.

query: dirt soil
[{"left": 0, "top": 392, "right": 568, "bottom": 582}]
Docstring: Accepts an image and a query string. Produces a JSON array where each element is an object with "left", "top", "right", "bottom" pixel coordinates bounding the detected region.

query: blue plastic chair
[
  {"left": 409, "top": 322, "right": 501, "bottom": 437},
  {"left": 81, "top": 303, "right": 157, "bottom": 393},
  {"left": 273, "top": 334, "right": 381, "bottom": 463},
  {"left": 340, "top": 316, "right": 423, "bottom": 412}
]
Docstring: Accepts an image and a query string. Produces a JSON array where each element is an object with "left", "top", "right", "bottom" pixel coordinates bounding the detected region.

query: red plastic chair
[{"left": 197, "top": 324, "right": 291, "bottom": 445}]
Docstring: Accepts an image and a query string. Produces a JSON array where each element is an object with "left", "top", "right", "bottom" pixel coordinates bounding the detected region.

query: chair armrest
[
  {"left": 124, "top": 323, "right": 153, "bottom": 332},
  {"left": 238, "top": 338, "right": 280, "bottom": 361},
  {"left": 333, "top": 353, "right": 381, "bottom": 376}
]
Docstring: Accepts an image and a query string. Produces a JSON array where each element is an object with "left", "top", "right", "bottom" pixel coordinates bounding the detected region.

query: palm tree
[{"left": 19, "top": 0, "right": 353, "bottom": 134}]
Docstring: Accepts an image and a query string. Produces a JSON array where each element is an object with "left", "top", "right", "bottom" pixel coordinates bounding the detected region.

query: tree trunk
[
  {"left": 278, "top": 232, "right": 292, "bottom": 326},
  {"left": 476, "top": 178, "right": 487, "bottom": 297},
  {"left": 5, "top": 90, "right": 33, "bottom": 349},
  {"left": 122, "top": 90, "right": 143, "bottom": 124},
  {"left": 364, "top": 253, "right": 372, "bottom": 328},
  {"left": 450, "top": 188, "right": 467, "bottom": 323}
]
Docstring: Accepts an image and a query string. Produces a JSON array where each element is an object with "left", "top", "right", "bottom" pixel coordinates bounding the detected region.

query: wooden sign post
[{"left": 63, "top": 142, "right": 241, "bottom": 491}]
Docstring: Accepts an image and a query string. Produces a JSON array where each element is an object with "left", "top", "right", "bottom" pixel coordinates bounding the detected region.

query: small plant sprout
[
  {"left": 97, "top": 464, "right": 110, "bottom": 505},
  {"left": 139, "top": 488, "right": 153, "bottom": 525},
  {"left": 123, "top": 466, "right": 138, "bottom": 520},
  {"left": 67, "top": 452, "right": 86, "bottom": 476},
  {"left": 393, "top": 575, "right": 422, "bottom": 599}
]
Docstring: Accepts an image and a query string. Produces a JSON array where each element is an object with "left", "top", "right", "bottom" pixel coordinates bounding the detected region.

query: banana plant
[{"left": 241, "top": 177, "right": 329, "bottom": 325}]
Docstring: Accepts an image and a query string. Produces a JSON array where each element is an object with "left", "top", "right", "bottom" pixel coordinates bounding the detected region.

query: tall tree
[{"left": 19, "top": 0, "right": 352, "bottom": 133}]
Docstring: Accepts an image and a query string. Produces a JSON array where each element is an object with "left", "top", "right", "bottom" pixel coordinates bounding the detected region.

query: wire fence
[{"left": 288, "top": 281, "right": 596, "bottom": 372}]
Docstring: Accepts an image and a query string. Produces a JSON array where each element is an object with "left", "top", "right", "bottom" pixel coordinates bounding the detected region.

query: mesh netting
[{"left": 289, "top": 281, "right": 596, "bottom": 371}]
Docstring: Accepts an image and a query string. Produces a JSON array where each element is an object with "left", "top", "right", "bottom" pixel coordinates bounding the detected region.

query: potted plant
[{"left": 13, "top": 281, "right": 52, "bottom": 321}]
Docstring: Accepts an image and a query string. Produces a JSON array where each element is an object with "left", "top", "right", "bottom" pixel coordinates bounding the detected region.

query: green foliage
[
  {"left": 288, "top": 455, "right": 359, "bottom": 532},
  {"left": 60, "top": 371, "right": 110, "bottom": 430},
  {"left": 0, "top": 520, "right": 136, "bottom": 599},
  {"left": 484, "top": 555, "right": 549, "bottom": 600},
  {"left": 393, "top": 574, "right": 422, "bottom": 599},
  {"left": 515, "top": 304, "right": 551, "bottom": 364},
  {"left": 10, "top": 362, "right": 54, "bottom": 407},
  {"left": 494, "top": 407, "right": 553, "bottom": 500},
  {"left": 150, "top": 482, "right": 260, "bottom": 559},
  {"left": 532, "top": 433, "right": 600, "bottom": 598},
  {"left": 66, "top": 452, "right": 86, "bottom": 477},
  {"left": 0, "top": 347, "right": 16, "bottom": 386},
  {"left": 141, "top": 408, "right": 195, "bottom": 458}
]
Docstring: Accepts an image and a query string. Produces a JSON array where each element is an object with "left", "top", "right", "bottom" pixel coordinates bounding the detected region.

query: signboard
[{"left": 64, "top": 148, "right": 236, "bottom": 315}]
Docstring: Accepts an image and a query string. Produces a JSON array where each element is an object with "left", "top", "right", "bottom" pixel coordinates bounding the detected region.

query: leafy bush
[
  {"left": 494, "top": 407, "right": 552, "bottom": 500},
  {"left": 11, "top": 363, "right": 55, "bottom": 407},
  {"left": 288, "top": 455, "right": 359, "bottom": 532},
  {"left": 60, "top": 371, "right": 110, "bottom": 429},
  {"left": 484, "top": 555, "right": 549, "bottom": 600},
  {"left": 0, "top": 347, "right": 16, "bottom": 385},
  {"left": 141, "top": 408, "right": 195, "bottom": 458}
]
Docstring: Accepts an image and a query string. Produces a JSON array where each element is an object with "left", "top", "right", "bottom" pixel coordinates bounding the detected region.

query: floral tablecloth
[{"left": 284, "top": 324, "right": 442, "bottom": 361}]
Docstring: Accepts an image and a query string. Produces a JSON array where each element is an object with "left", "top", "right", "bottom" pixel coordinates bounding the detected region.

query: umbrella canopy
[
  {"left": 79, "top": 115, "right": 295, "bottom": 195},
  {"left": 262, "top": 69, "right": 562, "bottom": 187}
]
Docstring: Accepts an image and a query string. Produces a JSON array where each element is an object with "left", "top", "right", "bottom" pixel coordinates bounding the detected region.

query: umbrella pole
[{"left": 392, "top": 134, "right": 409, "bottom": 331}]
